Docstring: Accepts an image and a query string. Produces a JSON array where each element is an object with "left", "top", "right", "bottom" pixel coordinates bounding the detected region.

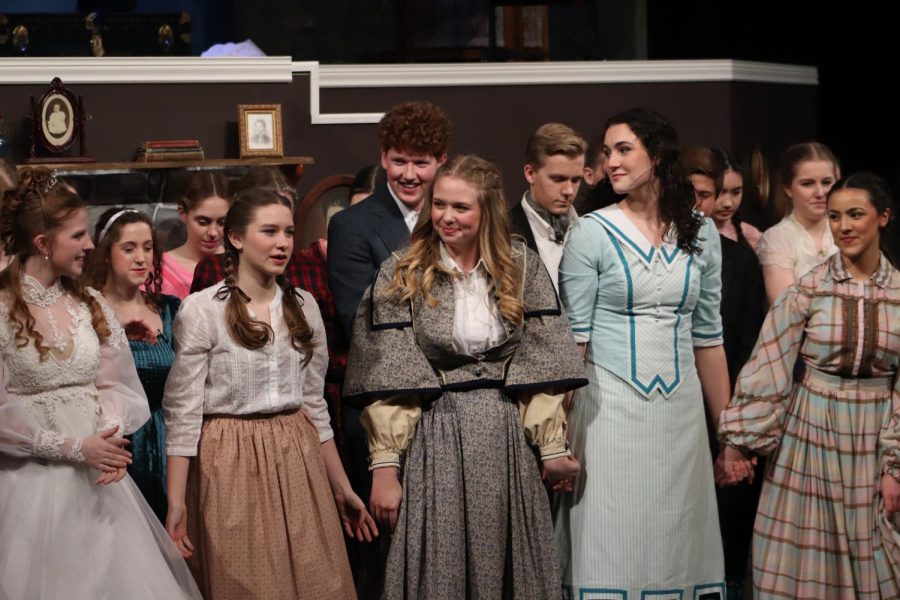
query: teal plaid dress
[
  {"left": 127, "top": 294, "right": 180, "bottom": 521},
  {"left": 719, "top": 254, "right": 900, "bottom": 599}
]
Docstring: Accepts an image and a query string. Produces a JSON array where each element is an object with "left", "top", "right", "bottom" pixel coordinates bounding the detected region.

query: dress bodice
[
  {"left": 129, "top": 295, "right": 179, "bottom": 411},
  {"left": 560, "top": 205, "right": 723, "bottom": 399}
]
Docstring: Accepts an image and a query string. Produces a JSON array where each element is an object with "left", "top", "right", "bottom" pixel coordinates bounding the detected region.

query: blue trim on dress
[
  {"left": 692, "top": 330, "right": 723, "bottom": 339},
  {"left": 572, "top": 326, "right": 592, "bottom": 333},
  {"left": 578, "top": 588, "right": 627, "bottom": 600},
  {"left": 606, "top": 232, "right": 684, "bottom": 396},
  {"left": 587, "top": 212, "right": 680, "bottom": 265},
  {"left": 641, "top": 590, "right": 683, "bottom": 599},
  {"left": 693, "top": 582, "right": 725, "bottom": 599}
]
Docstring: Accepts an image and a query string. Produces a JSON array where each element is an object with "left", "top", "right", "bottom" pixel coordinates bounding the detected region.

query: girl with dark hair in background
[
  {"left": 710, "top": 148, "right": 763, "bottom": 250},
  {"left": 344, "top": 154, "right": 585, "bottom": 598},
  {"left": 718, "top": 173, "right": 900, "bottom": 598},
  {"left": 163, "top": 189, "right": 373, "bottom": 599},
  {"left": 556, "top": 108, "right": 734, "bottom": 598},
  {"left": 0, "top": 169, "right": 200, "bottom": 599},
  {"left": 162, "top": 171, "right": 231, "bottom": 299},
  {"left": 86, "top": 207, "right": 179, "bottom": 521},
  {"left": 756, "top": 142, "right": 840, "bottom": 303}
]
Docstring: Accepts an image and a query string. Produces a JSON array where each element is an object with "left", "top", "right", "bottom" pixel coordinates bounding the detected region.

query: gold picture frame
[{"left": 238, "top": 103, "right": 283, "bottom": 158}]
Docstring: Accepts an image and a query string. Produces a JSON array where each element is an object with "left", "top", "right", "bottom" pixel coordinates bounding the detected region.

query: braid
[
  {"left": 276, "top": 274, "right": 315, "bottom": 365},
  {"left": 221, "top": 247, "right": 273, "bottom": 349}
]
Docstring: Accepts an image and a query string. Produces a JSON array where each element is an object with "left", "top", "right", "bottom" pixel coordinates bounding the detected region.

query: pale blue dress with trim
[{"left": 554, "top": 204, "right": 726, "bottom": 600}]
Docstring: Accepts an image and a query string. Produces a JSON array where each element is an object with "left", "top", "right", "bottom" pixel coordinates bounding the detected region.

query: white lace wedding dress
[{"left": 0, "top": 274, "right": 201, "bottom": 599}]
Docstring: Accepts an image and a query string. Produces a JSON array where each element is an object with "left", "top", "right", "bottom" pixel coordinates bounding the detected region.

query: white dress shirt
[
  {"left": 387, "top": 185, "right": 420, "bottom": 233},
  {"left": 163, "top": 285, "right": 333, "bottom": 456},
  {"left": 439, "top": 244, "right": 507, "bottom": 356},
  {"left": 520, "top": 193, "right": 577, "bottom": 291}
]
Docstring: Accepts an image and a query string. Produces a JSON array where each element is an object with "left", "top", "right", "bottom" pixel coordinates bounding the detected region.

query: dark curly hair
[
  {"left": 605, "top": 107, "right": 703, "bottom": 254},
  {"left": 378, "top": 101, "right": 453, "bottom": 158},
  {"left": 86, "top": 207, "right": 163, "bottom": 310},
  {"left": 828, "top": 172, "right": 897, "bottom": 268}
]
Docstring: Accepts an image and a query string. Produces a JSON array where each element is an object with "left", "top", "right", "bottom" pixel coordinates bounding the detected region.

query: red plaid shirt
[{"left": 190, "top": 241, "right": 347, "bottom": 429}]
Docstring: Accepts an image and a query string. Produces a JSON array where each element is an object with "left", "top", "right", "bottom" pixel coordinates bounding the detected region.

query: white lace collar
[{"left": 21, "top": 273, "right": 64, "bottom": 307}]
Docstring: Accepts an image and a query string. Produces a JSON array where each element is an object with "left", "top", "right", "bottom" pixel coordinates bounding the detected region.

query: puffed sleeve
[
  {"left": 879, "top": 375, "right": 900, "bottom": 477},
  {"left": 0, "top": 359, "right": 86, "bottom": 461},
  {"left": 89, "top": 289, "right": 151, "bottom": 437},
  {"left": 559, "top": 217, "right": 602, "bottom": 344},
  {"left": 692, "top": 220, "right": 724, "bottom": 347},
  {"left": 297, "top": 289, "right": 334, "bottom": 443},
  {"left": 360, "top": 397, "right": 422, "bottom": 469},
  {"left": 717, "top": 282, "right": 811, "bottom": 455},
  {"left": 163, "top": 293, "right": 212, "bottom": 457},
  {"left": 519, "top": 391, "right": 569, "bottom": 460},
  {"left": 756, "top": 222, "right": 796, "bottom": 270}
]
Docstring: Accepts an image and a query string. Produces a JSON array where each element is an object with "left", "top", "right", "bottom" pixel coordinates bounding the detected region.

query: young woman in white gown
[{"left": 0, "top": 169, "right": 201, "bottom": 599}]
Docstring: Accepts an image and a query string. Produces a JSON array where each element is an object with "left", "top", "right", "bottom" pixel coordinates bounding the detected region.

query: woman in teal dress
[{"left": 87, "top": 207, "right": 178, "bottom": 520}]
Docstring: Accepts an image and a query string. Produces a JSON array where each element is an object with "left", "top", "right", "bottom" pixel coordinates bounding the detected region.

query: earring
[{"left": 43, "top": 254, "right": 49, "bottom": 261}]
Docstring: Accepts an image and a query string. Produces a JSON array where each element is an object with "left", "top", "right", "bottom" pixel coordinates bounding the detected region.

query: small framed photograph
[
  {"left": 238, "top": 104, "right": 283, "bottom": 158},
  {"left": 36, "top": 78, "right": 81, "bottom": 153}
]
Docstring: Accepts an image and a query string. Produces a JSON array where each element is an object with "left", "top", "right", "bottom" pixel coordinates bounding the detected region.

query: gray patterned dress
[{"left": 344, "top": 242, "right": 587, "bottom": 600}]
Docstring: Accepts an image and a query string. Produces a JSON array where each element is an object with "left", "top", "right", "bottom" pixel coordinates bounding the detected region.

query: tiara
[{"left": 38, "top": 171, "right": 59, "bottom": 195}]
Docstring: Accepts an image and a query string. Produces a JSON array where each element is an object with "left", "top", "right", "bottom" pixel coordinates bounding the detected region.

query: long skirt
[
  {"left": 555, "top": 363, "right": 725, "bottom": 599},
  {"left": 383, "top": 389, "right": 561, "bottom": 600},
  {"left": 751, "top": 369, "right": 900, "bottom": 599},
  {"left": 187, "top": 409, "right": 356, "bottom": 600},
  {"left": 0, "top": 390, "right": 200, "bottom": 600}
]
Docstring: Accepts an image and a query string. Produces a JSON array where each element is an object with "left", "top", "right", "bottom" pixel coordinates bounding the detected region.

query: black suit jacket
[
  {"left": 508, "top": 199, "right": 538, "bottom": 253},
  {"left": 719, "top": 234, "right": 767, "bottom": 387},
  {"left": 328, "top": 184, "right": 410, "bottom": 337}
]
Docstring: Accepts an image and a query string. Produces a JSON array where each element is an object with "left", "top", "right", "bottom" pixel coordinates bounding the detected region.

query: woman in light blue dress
[{"left": 555, "top": 108, "right": 736, "bottom": 599}]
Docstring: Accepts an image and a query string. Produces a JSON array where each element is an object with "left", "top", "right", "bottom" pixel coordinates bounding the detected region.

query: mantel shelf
[{"left": 17, "top": 156, "right": 315, "bottom": 175}]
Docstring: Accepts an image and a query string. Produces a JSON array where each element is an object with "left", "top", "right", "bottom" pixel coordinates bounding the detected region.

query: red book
[{"left": 142, "top": 139, "right": 201, "bottom": 149}]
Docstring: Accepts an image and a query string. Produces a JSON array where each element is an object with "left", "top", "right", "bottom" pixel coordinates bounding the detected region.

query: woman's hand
[
  {"left": 81, "top": 426, "right": 132, "bottom": 472},
  {"left": 123, "top": 319, "right": 158, "bottom": 344},
  {"left": 165, "top": 502, "right": 194, "bottom": 558},
  {"left": 95, "top": 466, "right": 127, "bottom": 485},
  {"left": 334, "top": 486, "right": 378, "bottom": 542},
  {"left": 714, "top": 445, "right": 756, "bottom": 486},
  {"left": 542, "top": 455, "right": 581, "bottom": 493},
  {"left": 370, "top": 466, "right": 403, "bottom": 532},
  {"left": 882, "top": 474, "right": 900, "bottom": 518}
]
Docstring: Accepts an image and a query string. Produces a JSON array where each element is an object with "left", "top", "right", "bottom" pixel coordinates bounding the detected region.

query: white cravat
[{"left": 387, "top": 185, "right": 420, "bottom": 233}]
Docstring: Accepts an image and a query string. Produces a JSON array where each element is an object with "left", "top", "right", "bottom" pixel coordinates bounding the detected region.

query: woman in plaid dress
[{"left": 718, "top": 172, "right": 900, "bottom": 599}]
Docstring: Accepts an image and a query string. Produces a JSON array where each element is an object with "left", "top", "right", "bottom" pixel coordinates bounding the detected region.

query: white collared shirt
[
  {"left": 520, "top": 193, "right": 577, "bottom": 291},
  {"left": 439, "top": 243, "right": 506, "bottom": 356},
  {"left": 387, "top": 184, "right": 420, "bottom": 233}
]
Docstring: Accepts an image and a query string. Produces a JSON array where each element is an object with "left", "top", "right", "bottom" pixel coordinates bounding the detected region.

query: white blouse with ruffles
[{"left": 163, "top": 284, "right": 333, "bottom": 457}]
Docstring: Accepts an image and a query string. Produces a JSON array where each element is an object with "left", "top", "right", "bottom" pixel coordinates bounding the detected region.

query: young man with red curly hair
[
  {"left": 327, "top": 101, "right": 452, "bottom": 599},
  {"left": 328, "top": 101, "right": 452, "bottom": 337}
]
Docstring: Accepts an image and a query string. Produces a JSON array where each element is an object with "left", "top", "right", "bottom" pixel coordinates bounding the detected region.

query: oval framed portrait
[{"left": 37, "top": 80, "right": 79, "bottom": 152}]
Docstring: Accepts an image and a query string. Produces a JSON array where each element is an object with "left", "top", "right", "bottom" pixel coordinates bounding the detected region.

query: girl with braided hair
[
  {"left": 344, "top": 154, "right": 586, "bottom": 598},
  {"left": 163, "top": 188, "right": 373, "bottom": 599},
  {"left": 0, "top": 169, "right": 200, "bottom": 599}
]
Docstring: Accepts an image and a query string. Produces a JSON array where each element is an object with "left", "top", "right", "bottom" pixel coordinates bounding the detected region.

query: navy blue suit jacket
[{"left": 328, "top": 184, "right": 410, "bottom": 337}]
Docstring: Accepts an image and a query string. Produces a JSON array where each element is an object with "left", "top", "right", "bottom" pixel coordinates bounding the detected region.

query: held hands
[
  {"left": 165, "top": 502, "right": 194, "bottom": 559},
  {"left": 881, "top": 474, "right": 900, "bottom": 519},
  {"left": 333, "top": 484, "right": 378, "bottom": 542},
  {"left": 714, "top": 445, "right": 757, "bottom": 487},
  {"left": 542, "top": 455, "right": 581, "bottom": 493},
  {"left": 370, "top": 466, "right": 403, "bottom": 532},
  {"left": 82, "top": 426, "right": 132, "bottom": 477}
]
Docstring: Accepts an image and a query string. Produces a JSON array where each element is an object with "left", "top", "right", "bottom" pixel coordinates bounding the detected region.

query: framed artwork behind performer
[{"left": 238, "top": 104, "right": 283, "bottom": 158}]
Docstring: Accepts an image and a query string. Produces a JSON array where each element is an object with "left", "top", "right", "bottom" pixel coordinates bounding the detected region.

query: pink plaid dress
[{"left": 719, "top": 253, "right": 900, "bottom": 599}]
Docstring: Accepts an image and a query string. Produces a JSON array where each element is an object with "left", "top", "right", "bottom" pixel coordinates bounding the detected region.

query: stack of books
[{"left": 135, "top": 139, "right": 204, "bottom": 162}]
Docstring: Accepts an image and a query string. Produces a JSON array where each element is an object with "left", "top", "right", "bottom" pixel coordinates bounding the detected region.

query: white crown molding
[
  {"left": 0, "top": 57, "right": 816, "bottom": 126},
  {"left": 316, "top": 60, "right": 818, "bottom": 88},
  {"left": 0, "top": 56, "right": 294, "bottom": 84}
]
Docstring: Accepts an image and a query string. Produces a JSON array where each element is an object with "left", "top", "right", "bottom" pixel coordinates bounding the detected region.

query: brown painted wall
[{"left": 0, "top": 73, "right": 817, "bottom": 207}]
